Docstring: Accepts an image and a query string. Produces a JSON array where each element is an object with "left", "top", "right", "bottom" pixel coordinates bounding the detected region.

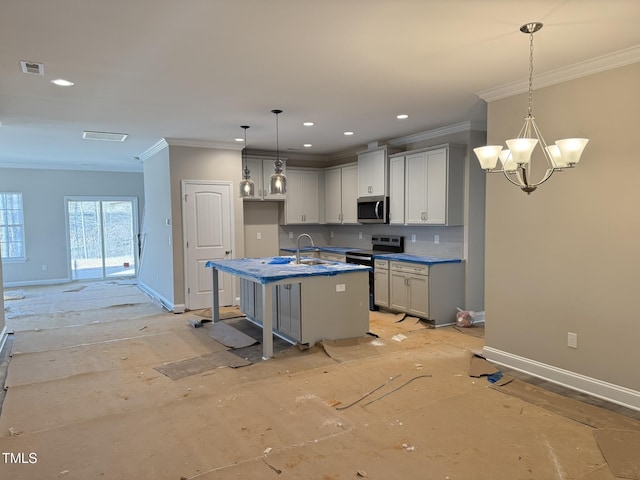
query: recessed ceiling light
[
  {"left": 397, "top": 114, "right": 409, "bottom": 119},
  {"left": 344, "top": 131, "right": 354, "bottom": 136},
  {"left": 303, "top": 122, "right": 314, "bottom": 126},
  {"left": 51, "top": 78, "right": 74, "bottom": 87},
  {"left": 303, "top": 144, "right": 312, "bottom": 148}
]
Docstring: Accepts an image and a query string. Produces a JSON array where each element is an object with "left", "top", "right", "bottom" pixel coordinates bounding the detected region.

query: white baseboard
[
  {"left": 483, "top": 347, "right": 640, "bottom": 412},
  {"left": 137, "top": 282, "right": 184, "bottom": 313}
]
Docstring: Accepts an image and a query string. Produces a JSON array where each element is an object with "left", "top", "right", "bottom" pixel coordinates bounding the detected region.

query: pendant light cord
[{"left": 527, "top": 29, "right": 535, "bottom": 117}]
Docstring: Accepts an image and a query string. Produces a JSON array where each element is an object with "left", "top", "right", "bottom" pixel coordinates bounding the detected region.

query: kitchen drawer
[
  {"left": 390, "top": 261, "right": 429, "bottom": 276},
  {"left": 320, "top": 252, "right": 346, "bottom": 262},
  {"left": 374, "top": 259, "right": 389, "bottom": 270}
]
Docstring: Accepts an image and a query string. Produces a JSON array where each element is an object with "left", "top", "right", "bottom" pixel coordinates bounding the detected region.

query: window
[{"left": 0, "top": 192, "right": 25, "bottom": 261}]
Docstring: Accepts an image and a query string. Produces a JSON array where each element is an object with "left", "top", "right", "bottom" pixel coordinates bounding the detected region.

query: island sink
[
  {"left": 291, "top": 258, "right": 327, "bottom": 266},
  {"left": 206, "top": 256, "right": 371, "bottom": 358}
]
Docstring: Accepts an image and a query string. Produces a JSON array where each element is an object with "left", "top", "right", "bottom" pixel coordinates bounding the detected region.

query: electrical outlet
[
  {"left": 288, "top": 232, "right": 293, "bottom": 239},
  {"left": 411, "top": 234, "right": 416, "bottom": 243},
  {"left": 567, "top": 332, "right": 578, "bottom": 349},
  {"left": 256, "top": 232, "right": 262, "bottom": 240},
  {"left": 330, "top": 231, "right": 334, "bottom": 238},
  {"left": 41, "top": 264, "right": 47, "bottom": 271},
  {"left": 434, "top": 235, "right": 440, "bottom": 244},
  {"left": 359, "top": 232, "right": 363, "bottom": 240},
  {"left": 336, "top": 284, "right": 346, "bottom": 292}
]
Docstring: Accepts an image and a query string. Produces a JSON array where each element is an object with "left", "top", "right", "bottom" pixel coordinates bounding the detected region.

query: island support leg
[
  {"left": 211, "top": 267, "right": 220, "bottom": 323},
  {"left": 261, "top": 283, "right": 274, "bottom": 359}
]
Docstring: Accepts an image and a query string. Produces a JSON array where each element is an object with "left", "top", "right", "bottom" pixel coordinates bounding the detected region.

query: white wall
[
  {"left": 138, "top": 147, "right": 175, "bottom": 308},
  {"left": 483, "top": 62, "right": 640, "bottom": 409},
  {"left": 0, "top": 168, "right": 144, "bottom": 286}
]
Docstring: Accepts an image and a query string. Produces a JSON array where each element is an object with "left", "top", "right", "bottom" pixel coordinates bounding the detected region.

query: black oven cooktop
[{"left": 346, "top": 235, "right": 404, "bottom": 263}]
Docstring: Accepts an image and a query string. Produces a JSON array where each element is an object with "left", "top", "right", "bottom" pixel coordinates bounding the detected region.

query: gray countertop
[
  {"left": 206, "top": 256, "right": 370, "bottom": 284},
  {"left": 372, "top": 253, "right": 462, "bottom": 265},
  {"left": 279, "top": 246, "right": 357, "bottom": 254}
]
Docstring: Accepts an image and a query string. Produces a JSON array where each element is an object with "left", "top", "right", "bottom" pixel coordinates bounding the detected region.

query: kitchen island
[{"left": 206, "top": 257, "right": 371, "bottom": 359}]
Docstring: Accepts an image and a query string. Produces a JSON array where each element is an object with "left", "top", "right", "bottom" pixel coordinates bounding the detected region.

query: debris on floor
[
  {"left": 188, "top": 317, "right": 203, "bottom": 328},
  {"left": 153, "top": 351, "right": 252, "bottom": 380},
  {"left": 593, "top": 429, "right": 640, "bottom": 480},
  {"left": 467, "top": 350, "right": 501, "bottom": 378},
  {"left": 3, "top": 290, "right": 25, "bottom": 301}
]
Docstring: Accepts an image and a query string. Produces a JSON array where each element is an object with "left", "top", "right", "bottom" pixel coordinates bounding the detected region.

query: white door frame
[{"left": 181, "top": 180, "right": 235, "bottom": 310}]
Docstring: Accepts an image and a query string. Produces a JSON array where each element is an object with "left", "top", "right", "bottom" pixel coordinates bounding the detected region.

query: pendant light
[
  {"left": 238, "top": 125, "right": 255, "bottom": 198},
  {"left": 473, "top": 22, "right": 588, "bottom": 194},
  {"left": 269, "top": 109, "right": 287, "bottom": 195}
]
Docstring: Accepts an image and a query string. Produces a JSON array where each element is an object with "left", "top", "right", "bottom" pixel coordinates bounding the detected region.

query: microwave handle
[{"left": 375, "top": 201, "right": 382, "bottom": 219}]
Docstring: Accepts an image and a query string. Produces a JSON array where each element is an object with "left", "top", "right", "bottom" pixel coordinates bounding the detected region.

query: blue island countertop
[
  {"left": 206, "top": 256, "right": 370, "bottom": 284},
  {"left": 279, "top": 246, "right": 358, "bottom": 254},
  {"left": 372, "top": 253, "right": 462, "bottom": 265}
]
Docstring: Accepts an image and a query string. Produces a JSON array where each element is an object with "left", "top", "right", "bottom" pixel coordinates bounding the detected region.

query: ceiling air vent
[
  {"left": 82, "top": 131, "right": 128, "bottom": 142},
  {"left": 21, "top": 61, "right": 44, "bottom": 75}
]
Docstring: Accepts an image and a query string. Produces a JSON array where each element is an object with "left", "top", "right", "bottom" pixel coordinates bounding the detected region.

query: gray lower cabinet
[
  {"left": 390, "top": 262, "right": 429, "bottom": 318},
  {"left": 387, "top": 260, "right": 464, "bottom": 326},
  {"left": 239, "top": 278, "right": 302, "bottom": 342},
  {"left": 274, "top": 283, "right": 301, "bottom": 341},
  {"left": 374, "top": 259, "right": 390, "bottom": 308}
]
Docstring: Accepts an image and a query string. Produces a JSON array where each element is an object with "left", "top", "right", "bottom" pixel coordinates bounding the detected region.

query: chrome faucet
[{"left": 296, "top": 233, "right": 315, "bottom": 264}]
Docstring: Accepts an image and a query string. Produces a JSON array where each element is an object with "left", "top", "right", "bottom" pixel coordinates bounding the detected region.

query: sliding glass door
[{"left": 66, "top": 197, "right": 138, "bottom": 280}]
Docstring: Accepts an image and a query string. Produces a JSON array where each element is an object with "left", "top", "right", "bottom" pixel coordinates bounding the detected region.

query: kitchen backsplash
[{"left": 279, "top": 224, "right": 464, "bottom": 258}]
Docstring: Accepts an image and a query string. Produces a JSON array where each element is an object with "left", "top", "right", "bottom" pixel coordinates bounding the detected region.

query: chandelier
[
  {"left": 269, "top": 109, "right": 287, "bottom": 195},
  {"left": 473, "top": 22, "right": 588, "bottom": 194},
  {"left": 238, "top": 125, "right": 255, "bottom": 198}
]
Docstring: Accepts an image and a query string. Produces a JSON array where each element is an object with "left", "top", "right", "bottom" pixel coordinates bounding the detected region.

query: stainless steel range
[{"left": 346, "top": 234, "right": 404, "bottom": 310}]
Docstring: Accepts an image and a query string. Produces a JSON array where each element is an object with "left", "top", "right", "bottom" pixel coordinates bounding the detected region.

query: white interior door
[{"left": 183, "top": 182, "right": 234, "bottom": 309}]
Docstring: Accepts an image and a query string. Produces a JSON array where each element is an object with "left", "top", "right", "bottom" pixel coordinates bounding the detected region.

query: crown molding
[
  {"left": 0, "top": 161, "right": 142, "bottom": 173},
  {"left": 387, "top": 121, "right": 486, "bottom": 147},
  {"left": 477, "top": 44, "right": 640, "bottom": 102},
  {"left": 138, "top": 138, "right": 169, "bottom": 162},
  {"left": 164, "top": 137, "right": 242, "bottom": 151}
]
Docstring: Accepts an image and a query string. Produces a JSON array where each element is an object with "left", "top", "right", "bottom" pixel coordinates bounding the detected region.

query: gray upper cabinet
[
  {"left": 389, "top": 155, "right": 405, "bottom": 225},
  {"left": 325, "top": 163, "right": 358, "bottom": 224},
  {"left": 244, "top": 156, "right": 287, "bottom": 201},
  {"left": 403, "top": 144, "right": 464, "bottom": 226},
  {"left": 284, "top": 168, "right": 321, "bottom": 224},
  {"left": 358, "top": 148, "right": 387, "bottom": 197}
]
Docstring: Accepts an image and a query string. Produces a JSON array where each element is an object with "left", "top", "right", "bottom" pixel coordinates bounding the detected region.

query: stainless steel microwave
[{"left": 357, "top": 196, "right": 389, "bottom": 224}]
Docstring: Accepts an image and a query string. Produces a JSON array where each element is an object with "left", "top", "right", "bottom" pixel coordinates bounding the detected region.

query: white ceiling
[{"left": 1, "top": 0, "right": 639, "bottom": 172}]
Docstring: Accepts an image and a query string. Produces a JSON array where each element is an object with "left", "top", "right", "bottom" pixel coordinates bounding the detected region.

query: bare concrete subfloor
[{"left": 0, "top": 281, "right": 638, "bottom": 479}]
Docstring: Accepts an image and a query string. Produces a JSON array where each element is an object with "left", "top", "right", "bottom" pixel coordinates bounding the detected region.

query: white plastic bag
[{"left": 456, "top": 308, "right": 475, "bottom": 327}]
